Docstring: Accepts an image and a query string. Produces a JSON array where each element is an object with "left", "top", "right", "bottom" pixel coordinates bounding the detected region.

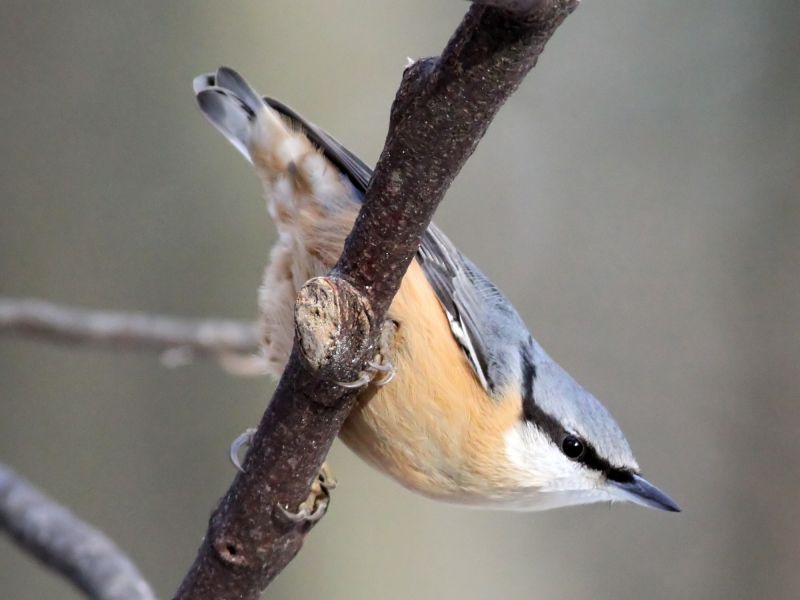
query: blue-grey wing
[
  {"left": 266, "top": 98, "right": 527, "bottom": 394},
  {"left": 416, "top": 224, "right": 528, "bottom": 393}
]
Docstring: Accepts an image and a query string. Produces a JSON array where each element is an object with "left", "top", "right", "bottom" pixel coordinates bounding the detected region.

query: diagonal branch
[
  {"left": 175, "top": 2, "right": 579, "bottom": 599},
  {"left": 0, "top": 462, "right": 156, "bottom": 600},
  {"left": 0, "top": 298, "right": 261, "bottom": 368}
]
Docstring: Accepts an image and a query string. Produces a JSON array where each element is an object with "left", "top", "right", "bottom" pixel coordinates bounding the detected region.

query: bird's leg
[
  {"left": 338, "top": 319, "right": 397, "bottom": 388},
  {"left": 278, "top": 462, "right": 337, "bottom": 523}
]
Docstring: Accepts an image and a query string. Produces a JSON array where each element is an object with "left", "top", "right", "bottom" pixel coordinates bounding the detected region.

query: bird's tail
[
  {"left": 193, "top": 67, "right": 352, "bottom": 224},
  {"left": 194, "top": 68, "right": 361, "bottom": 376},
  {"left": 193, "top": 67, "right": 273, "bottom": 164}
]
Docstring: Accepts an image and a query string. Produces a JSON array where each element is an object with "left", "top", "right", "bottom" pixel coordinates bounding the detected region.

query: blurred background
[{"left": 1, "top": 1, "right": 798, "bottom": 598}]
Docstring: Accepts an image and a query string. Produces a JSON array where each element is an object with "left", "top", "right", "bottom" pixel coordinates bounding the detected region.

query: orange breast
[{"left": 339, "top": 260, "right": 524, "bottom": 502}]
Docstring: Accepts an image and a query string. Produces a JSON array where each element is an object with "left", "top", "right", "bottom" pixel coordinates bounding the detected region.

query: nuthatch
[{"left": 194, "top": 67, "right": 680, "bottom": 514}]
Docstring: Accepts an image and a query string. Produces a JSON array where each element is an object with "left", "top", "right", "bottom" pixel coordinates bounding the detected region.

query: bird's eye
[{"left": 561, "top": 435, "right": 585, "bottom": 460}]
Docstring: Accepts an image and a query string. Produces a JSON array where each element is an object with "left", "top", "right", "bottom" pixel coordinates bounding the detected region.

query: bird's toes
[
  {"left": 277, "top": 462, "right": 336, "bottom": 524},
  {"left": 229, "top": 427, "right": 257, "bottom": 473}
]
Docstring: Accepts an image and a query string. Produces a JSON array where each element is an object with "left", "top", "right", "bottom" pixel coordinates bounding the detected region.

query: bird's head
[{"left": 502, "top": 341, "right": 679, "bottom": 512}]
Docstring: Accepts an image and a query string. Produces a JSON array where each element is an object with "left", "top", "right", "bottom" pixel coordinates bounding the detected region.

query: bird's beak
[{"left": 610, "top": 474, "right": 681, "bottom": 512}]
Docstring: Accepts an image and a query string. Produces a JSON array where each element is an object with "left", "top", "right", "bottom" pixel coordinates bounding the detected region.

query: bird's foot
[
  {"left": 229, "top": 430, "right": 336, "bottom": 524},
  {"left": 337, "top": 319, "right": 397, "bottom": 389},
  {"left": 278, "top": 462, "right": 337, "bottom": 524},
  {"left": 229, "top": 427, "right": 257, "bottom": 473}
]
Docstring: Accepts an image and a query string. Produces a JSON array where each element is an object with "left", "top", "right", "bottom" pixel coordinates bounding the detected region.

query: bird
[{"left": 193, "top": 66, "right": 679, "bottom": 517}]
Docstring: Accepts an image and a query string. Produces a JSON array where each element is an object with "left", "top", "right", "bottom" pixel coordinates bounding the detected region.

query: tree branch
[
  {"left": 0, "top": 298, "right": 260, "bottom": 368},
  {"left": 175, "top": 2, "right": 578, "bottom": 598},
  {"left": 473, "top": 0, "right": 557, "bottom": 15},
  {"left": 0, "top": 462, "right": 156, "bottom": 600}
]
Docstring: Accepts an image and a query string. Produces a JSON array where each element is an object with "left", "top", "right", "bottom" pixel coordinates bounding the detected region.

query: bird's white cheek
[
  {"left": 497, "top": 423, "right": 614, "bottom": 511},
  {"left": 504, "top": 423, "right": 565, "bottom": 489},
  {"left": 503, "top": 423, "right": 602, "bottom": 493}
]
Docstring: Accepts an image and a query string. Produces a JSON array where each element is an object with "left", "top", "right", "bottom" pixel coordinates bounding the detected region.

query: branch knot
[{"left": 294, "top": 277, "right": 373, "bottom": 389}]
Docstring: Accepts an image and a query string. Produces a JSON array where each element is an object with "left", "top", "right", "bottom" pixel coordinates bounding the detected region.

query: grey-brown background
[{"left": 1, "top": 1, "right": 798, "bottom": 599}]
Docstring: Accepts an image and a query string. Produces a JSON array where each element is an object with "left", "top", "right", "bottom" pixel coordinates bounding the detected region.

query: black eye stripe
[{"left": 520, "top": 351, "right": 634, "bottom": 481}]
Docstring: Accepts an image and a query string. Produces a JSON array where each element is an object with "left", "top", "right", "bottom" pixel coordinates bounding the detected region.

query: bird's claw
[
  {"left": 278, "top": 499, "right": 328, "bottom": 523},
  {"left": 278, "top": 462, "right": 337, "bottom": 524},
  {"left": 337, "top": 372, "right": 374, "bottom": 389},
  {"left": 229, "top": 427, "right": 257, "bottom": 473},
  {"left": 336, "top": 320, "right": 397, "bottom": 389},
  {"left": 230, "top": 429, "right": 337, "bottom": 525},
  {"left": 368, "top": 360, "right": 393, "bottom": 373},
  {"left": 336, "top": 359, "right": 395, "bottom": 388},
  {"left": 368, "top": 360, "right": 396, "bottom": 385}
]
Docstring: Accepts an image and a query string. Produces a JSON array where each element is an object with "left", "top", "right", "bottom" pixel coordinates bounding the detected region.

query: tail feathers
[
  {"left": 194, "top": 66, "right": 360, "bottom": 236},
  {"left": 216, "top": 67, "right": 265, "bottom": 118},
  {"left": 196, "top": 87, "right": 256, "bottom": 163},
  {"left": 191, "top": 72, "right": 215, "bottom": 95},
  {"left": 194, "top": 66, "right": 282, "bottom": 164}
]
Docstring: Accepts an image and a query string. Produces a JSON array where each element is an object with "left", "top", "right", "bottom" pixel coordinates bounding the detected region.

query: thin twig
[
  {"left": 175, "top": 2, "right": 579, "bottom": 599},
  {"left": 0, "top": 298, "right": 261, "bottom": 367},
  {"left": 0, "top": 462, "right": 156, "bottom": 600}
]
